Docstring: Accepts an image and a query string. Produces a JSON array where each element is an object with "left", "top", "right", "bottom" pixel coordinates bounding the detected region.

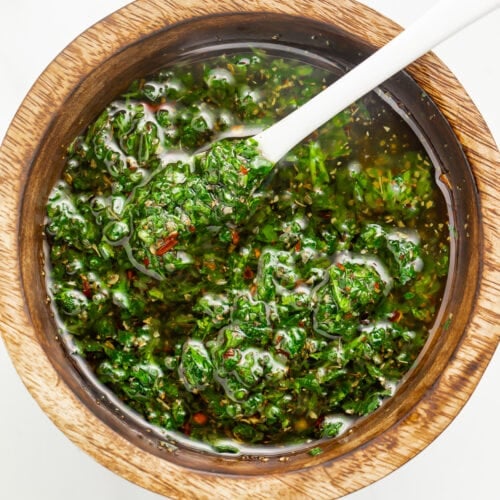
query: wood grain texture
[{"left": 0, "top": 0, "right": 498, "bottom": 498}]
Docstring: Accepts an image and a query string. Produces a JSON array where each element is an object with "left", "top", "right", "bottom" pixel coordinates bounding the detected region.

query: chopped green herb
[
  {"left": 309, "top": 447, "right": 324, "bottom": 456},
  {"left": 45, "top": 50, "right": 450, "bottom": 453}
]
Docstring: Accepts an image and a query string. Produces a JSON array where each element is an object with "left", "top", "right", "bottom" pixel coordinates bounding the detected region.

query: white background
[{"left": 0, "top": 1, "right": 498, "bottom": 499}]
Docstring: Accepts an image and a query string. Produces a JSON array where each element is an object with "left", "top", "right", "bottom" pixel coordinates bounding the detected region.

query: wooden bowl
[{"left": 0, "top": 0, "right": 498, "bottom": 497}]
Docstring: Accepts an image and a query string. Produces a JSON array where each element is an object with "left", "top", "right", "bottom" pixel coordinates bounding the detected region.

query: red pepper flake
[
  {"left": 82, "top": 278, "right": 92, "bottom": 298},
  {"left": 336, "top": 263, "right": 345, "bottom": 271},
  {"left": 143, "top": 257, "right": 150, "bottom": 268},
  {"left": 188, "top": 225, "right": 196, "bottom": 233},
  {"left": 239, "top": 164, "right": 249, "bottom": 175},
  {"left": 126, "top": 269, "right": 135, "bottom": 281},
  {"left": 314, "top": 415, "right": 325, "bottom": 428},
  {"left": 231, "top": 229, "right": 240, "bottom": 246},
  {"left": 156, "top": 232, "right": 179, "bottom": 256},
  {"left": 276, "top": 348, "right": 290, "bottom": 358},
  {"left": 249, "top": 283, "right": 257, "bottom": 296},
  {"left": 374, "top": 281, "right": 381, "bottom": 292},
  {"left": 181, "top": 422, "right": 191, "bottom": 435},
  {"left": 254, "top": 248, "right": 261, "bottom": 259},
  {"left": 389, "top": 310, "right": 402, "bottom": 322},
  {"left": 205, "top": 261, "right": 217, "bottom": 271},
  {"left": 145, "top": 101, "right": 163, "bottom": 113},
  {"left": 295, "top": 240, "right": 301, "bottom": 252},
  {"left": 243, "top": 266, "right": 255, "bottom": 280},
  {"left": 223, "top": 348, "right": 235, "bottom": 359},
  {"left": 192, "top": 412, "right": 208, "bottom": 426}
]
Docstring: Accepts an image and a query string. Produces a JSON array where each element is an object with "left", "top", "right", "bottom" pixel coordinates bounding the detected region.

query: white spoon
[{"left": 253, "top": 0, "right": 500, "bottom": 163}]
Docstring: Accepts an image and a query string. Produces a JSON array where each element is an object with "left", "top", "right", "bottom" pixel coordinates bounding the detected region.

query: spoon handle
[{"left": 254, "top": 0, "right": 500, "bottom": 163}]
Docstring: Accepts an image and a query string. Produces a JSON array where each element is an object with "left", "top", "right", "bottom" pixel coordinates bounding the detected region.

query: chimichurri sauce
[{"left": 45, "top": 49, "right": 450, "bottom": 452}]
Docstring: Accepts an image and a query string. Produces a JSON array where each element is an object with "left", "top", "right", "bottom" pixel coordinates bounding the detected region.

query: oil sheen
[{"left": 45, "top": 47, "right": 450, "bottom": 454}]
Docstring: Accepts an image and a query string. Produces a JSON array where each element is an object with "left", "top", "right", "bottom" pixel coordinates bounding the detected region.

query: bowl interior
[{"left": 19, "top": 12, "right": 481, "bottom": 475}]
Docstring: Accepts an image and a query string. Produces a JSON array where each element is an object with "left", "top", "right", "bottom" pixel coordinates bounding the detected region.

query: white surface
[{"left": 0, "top": 1, "right": 498, "bottom": 499}]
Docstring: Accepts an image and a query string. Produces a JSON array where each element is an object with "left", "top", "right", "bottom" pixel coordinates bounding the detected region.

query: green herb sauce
[{"left": 45, "top": 49, "right": 450, "bottom": 452}]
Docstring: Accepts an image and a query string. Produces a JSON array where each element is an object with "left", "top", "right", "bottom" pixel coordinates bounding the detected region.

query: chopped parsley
[{"left": 45, "top": 50, "right": 449, "bottom": 452}]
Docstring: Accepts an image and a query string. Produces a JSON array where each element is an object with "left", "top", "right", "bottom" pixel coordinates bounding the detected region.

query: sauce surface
[{"left": 45, "top": 49, "right": 449, "bottom": 452}]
